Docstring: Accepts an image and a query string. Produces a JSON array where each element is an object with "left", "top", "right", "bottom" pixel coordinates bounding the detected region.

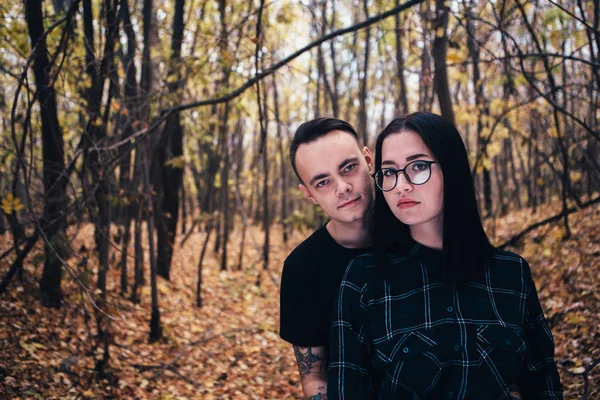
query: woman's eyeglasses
[{"left": 372, "top": 160, "right": 437, "bottom": 192}]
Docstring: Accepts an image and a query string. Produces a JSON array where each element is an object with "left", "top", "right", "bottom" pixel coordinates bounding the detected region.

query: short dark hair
[
  {"left": 289, "top": 118, "right": 359, "bottom": 182},
  {"left": 371, "top": 112, "right": 494, "bottom": 283}
]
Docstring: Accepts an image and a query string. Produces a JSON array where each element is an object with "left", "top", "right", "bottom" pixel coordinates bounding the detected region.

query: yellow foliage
[
  {"left": 487, "top": 142, "right": 501, "bottom": 159},
  {"left": 164, "top": 155, "right": 185, "bottom": 169},
  {"left": 570, "top": 171, "right": 582, "bottom": 183},
  {"left": 446, "top": 51, "right": 463, "bottom": 64},
  {"left": 496, "top": 125, "right": 510, "bottom": 139},
  {"left": 1, "top": 193, "right": 24, "bottom": 215},
  {"left": 550, "top": 30, "right": 563, "bottom": 51},
  {"left": 221, "top": 50, "right": 235, "bottom": 68},
  {"left": 489, "top": 98, "right": 505, "bottom": 116}
]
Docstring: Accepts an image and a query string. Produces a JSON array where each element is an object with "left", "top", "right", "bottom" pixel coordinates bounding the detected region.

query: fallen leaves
[{"left": 0, "top": 203, "right": 598, "bottom": 399}]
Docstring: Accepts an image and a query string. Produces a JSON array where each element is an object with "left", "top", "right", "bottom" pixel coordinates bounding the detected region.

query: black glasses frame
[{"left": 372, "top": 160, "right": 438, "bottom": 192}]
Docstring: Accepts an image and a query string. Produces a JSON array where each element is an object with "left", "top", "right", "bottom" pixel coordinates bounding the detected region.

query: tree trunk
[
  {"left": 431, "top": 0, "right": 454, "bottom": 124},
  {"left": 196, "top": 219, "right": 213, "bottom": 308},
  {"left": 117, "top": 0, "right": 140, "bottom": 296},
  {"left": 220, "top": 104, "right": 231, "bottom": 271},
  {"left": 180, "top": 180, "right": 187, "bottom": 235},
  {"left": 145, "top": 141, "right": 161, "bottom": 341},
  {"left": 418, "top": 2, "right": 433, "bottom": 112},
  {"left": 272, "top": 75, "right": 288, "bottom": 244},
  {"left": 260, "top": 84, "right": 270, "bottom": 270},
  {"left": 358, "top": 0, "right": 371, "bottom": 144},
  {"left": 25, "top": 0, "right": 68, "bottom": 308},
  {"left": 394, "top": 0, "right": 409, "bottom": 115},
  {"left": 465, "top": 3, "right": 491, "bottom": 217},
  {"left": 328, "top": 0, "right": 340, "bottom": 118},
  {"left": 155, "top": 0, "right": 186, "bottom": 281}
]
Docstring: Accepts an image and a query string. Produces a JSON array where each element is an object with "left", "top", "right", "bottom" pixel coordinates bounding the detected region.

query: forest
[{"left": 0, "top": 0, "right": 598, "bottom": 398}]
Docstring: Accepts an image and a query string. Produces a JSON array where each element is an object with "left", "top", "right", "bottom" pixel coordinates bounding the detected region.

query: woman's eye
[
  {"left": 412, "top": 162, "right": 428, "bottom": 171},
  {"left": 383, "top": 169, "right": 396, "bottom": 177},
  {"left": 343, "top": 164, "right": 357, "bottom": 173}
]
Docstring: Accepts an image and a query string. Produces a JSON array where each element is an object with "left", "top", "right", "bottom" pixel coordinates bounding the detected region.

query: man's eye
[
  {"left": 316, "top": 180, "right": 328, "bottom": 188},
  {"left": 343, "top": 164, "right": 357, "bottom": 173}
]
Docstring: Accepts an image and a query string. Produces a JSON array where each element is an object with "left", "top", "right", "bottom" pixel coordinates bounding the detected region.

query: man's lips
[
  {"left": 397, "top": 199, "right": 420, "bottom": 209},
  {"left": 338, "top": 197, "right": 360, "bottom": 209}
]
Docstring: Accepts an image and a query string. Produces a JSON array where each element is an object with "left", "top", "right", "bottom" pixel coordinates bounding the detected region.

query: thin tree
[
  {"left": 155, "top": 0, "right": 186, "bottom": 280},
  {"left": 25, "top": 0, "right": 69, "bottom": 308}
]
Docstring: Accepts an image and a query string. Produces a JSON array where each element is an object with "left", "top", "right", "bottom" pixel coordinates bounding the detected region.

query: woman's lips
[{"left": 397, "top": 199, "right": 419, "bottom": 209}]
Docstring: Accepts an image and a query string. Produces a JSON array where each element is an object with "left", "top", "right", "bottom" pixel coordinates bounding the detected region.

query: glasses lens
[
  {"left": 375, "top": 169, "right": 397, "bottom": 191},
  {"left": 406, "top": 161, "right": 431, "bottom": 185}
]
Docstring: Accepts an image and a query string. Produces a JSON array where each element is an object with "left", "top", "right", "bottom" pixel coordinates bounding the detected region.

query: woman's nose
[{"left": 395, "top": 173, "right": 413, "bottom": 192}]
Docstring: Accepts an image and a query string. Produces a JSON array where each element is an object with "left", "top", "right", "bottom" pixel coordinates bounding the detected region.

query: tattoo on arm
[
  {"left": 508, "top": 383, "right": 522, "bottom": 400},
  {"left": 293, "top": 346, "right": 327, "bottom": 378},
  {"left": 307, "top": 386, "right": 327, "bottom": 400}
]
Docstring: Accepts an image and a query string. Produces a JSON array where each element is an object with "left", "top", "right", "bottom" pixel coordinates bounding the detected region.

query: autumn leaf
[
  {"left": 446, "top": 51, "right": 462, "bottom": 63},
  {"left": 1, "top": 193, "right": 24, "bottom": 215},
  {"left": 565, "top": 314, "right": 586, "bottom": 324},
  {"left": 164, "top": 155, "right": 185, "bottom": 169}
]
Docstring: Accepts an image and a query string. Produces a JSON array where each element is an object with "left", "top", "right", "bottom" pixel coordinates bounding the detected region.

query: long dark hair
[{"left": 372, "top": 112, "right": 494, "bottom": 283}]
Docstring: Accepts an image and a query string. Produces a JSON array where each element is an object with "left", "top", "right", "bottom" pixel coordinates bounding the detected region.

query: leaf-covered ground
[{"left": 1, "top": 202, "right": 598, "bottom": 399}]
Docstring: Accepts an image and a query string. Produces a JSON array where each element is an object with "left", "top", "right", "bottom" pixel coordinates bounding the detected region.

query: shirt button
[
  {"left": 505, "top": 339, "right": 512, "bottom": 346},
  {"left": 447, "top": 306, "right": 454, "bottom": 313},
  {"left": 448, "top": 392, "right": 454, "bottom": 398},
  {"left": 403, "top": 347, "right": 409, "bottom": 354},
  {"left": 453, "top": 344, "right": 460, "bottom": 351}
]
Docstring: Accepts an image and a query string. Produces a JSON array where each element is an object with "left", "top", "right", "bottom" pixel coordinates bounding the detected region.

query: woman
[{"left": 328, "top": 112, "right": 562, "bottom": 399}]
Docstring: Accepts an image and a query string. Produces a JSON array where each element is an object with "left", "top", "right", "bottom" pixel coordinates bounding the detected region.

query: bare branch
[{"left": 96, "top": 0, "right": 425, "bottom": 152}]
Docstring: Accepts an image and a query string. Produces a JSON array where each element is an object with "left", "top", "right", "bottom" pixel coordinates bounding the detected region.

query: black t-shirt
[{"left": 279, "top": 224, "right": 370, "bottom": 348}]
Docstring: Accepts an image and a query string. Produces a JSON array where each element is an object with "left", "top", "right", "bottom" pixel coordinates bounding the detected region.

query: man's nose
[{"left": 336, "top": 179, "right": 352, "bottom": 196}]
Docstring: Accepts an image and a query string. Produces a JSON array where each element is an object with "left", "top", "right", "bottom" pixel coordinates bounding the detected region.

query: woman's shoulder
[
  {"left": 489, "top": 248, "right": 529, "bottom": 265},
  {"left": 487, "top": 248, "right": 534, "bottom": 279},
  {"left": 341, "top": 253, "right": 377, "bottom": 284}
]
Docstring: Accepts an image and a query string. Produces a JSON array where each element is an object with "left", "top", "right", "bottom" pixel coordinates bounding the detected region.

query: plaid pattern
[{"left": 329, "top": 242, "right": 563, "bottom": 400}]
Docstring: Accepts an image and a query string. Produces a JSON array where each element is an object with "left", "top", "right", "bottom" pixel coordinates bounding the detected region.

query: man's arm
[{"left": 293, "top": 345, "right": 328, "bottom": 400}]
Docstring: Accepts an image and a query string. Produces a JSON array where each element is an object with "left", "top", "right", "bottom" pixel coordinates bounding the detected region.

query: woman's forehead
[{"left": 381, "top": 131, "right": 432, "bottom": 161}]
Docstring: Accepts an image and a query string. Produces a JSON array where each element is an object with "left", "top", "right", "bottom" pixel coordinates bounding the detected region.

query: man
[{"left": 279, "top": 118, "right": 375, "bottom": 399}]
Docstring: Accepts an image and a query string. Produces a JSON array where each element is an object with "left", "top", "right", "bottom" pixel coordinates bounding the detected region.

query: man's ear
[
  {"left": 299, "top": 184, "right": 319, "bottom": 205},
  {"left": 363, "top": 146, "right": 374, "bottom": 173}
]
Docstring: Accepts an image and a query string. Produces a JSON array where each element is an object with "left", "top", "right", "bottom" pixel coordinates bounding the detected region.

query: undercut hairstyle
[
  {"left": 371, "top": 112, "right": 495, "bottom": 284},
  {"left": 289, "top": 118, "right": 360, "bottom": 182}
]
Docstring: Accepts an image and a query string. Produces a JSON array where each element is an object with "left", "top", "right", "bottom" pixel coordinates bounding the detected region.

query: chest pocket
[
  {"left": 476, "top": 325, "right": 526, "bottom": 381},
  {"left": 373, "top": 329, "right": 442, "bottom": 396}
]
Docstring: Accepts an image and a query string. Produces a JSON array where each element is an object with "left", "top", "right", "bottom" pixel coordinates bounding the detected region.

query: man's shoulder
[
  {"left": 340, "top": 252, "right": 375, "bottom": 283},
  {"left": 283, "top": 225, "right": 331, "bottom": 268}
]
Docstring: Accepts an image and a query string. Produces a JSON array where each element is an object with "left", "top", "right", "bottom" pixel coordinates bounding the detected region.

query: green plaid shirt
[{"left": 329, "top": 242, "right": 562, "bottom": 400}]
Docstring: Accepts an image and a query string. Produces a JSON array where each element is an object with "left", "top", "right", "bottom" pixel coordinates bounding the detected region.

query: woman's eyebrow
[{"left": 406, "top": 153, "right": 430, "bottom": 162}]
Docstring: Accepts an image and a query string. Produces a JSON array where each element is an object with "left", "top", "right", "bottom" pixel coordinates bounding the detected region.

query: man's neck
[{"left": 326, "top": 218, "right": 370, "bottom": 249}]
